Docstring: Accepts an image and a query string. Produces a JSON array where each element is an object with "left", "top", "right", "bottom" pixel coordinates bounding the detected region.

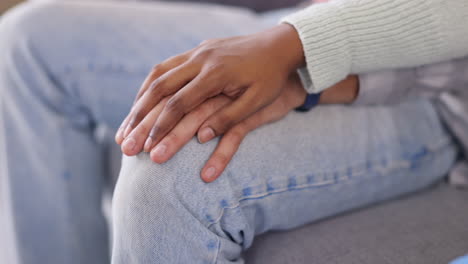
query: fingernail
[
  {"left": 152, "top": 144, "right": 167, "bottom": 158},
  {"left": 123, "top": 137, "right": 136, "bottom": 152},
  {"left": 198, "top": 127, "right": 215, "bottom": 143},
  {"left": 204, "top": 167, "right": 216, "bottom": 181},
  {"left": 123, "top": 125, "right": 132, "bottom": 138},
  {"left": 143, "top": 137, "right": 153, "bottom": 152}
]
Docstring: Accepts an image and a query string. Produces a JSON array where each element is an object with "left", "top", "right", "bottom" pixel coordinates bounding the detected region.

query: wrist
[
  {"left": 264, "top": 24, "right": 306, "bottom": 73},
  {"left": 285, "top": 73, "right": 308, "bottom": 109}
]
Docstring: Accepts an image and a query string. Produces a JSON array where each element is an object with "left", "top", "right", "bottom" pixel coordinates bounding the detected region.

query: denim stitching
[{"left": 206, "top": 136, "right": 454, "bottom": 231}]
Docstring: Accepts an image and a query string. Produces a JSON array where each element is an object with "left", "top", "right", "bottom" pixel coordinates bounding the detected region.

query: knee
[
  {"left": 112, "top": 149, "right": 229, "bottom": 259},
  {"left": 112, "top": 136, "right": 244, "bottom": 232},
  {"left": 111, "top": 154, "right": 173, "bottom": 257},
  {"left": 112, "top": 148, "right": 245, "bottom": 262},
  {"left": 112, "top": 154, "right": 179, "bottom": 226},
  {"left": 112, "top": 141, "right": 226, "bottom": 230}
]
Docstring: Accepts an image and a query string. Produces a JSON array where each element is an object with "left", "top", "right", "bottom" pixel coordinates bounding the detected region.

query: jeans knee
[
  {"left": 112, "top": 152, "right": 225, "bottom": 261},
  {"left": 112, "top": 154, "right": 178, "bottom": 225},
  {"left": 112, "top": 139, "right": 239, "bottom": 236},
  {"left": 113, "top": 151, "right": 198, "bottom": 224}
]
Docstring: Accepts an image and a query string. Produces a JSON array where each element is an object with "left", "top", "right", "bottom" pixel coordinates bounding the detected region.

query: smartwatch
[{"left": 295, "top": 92, "right": 322, "bottom": 112}]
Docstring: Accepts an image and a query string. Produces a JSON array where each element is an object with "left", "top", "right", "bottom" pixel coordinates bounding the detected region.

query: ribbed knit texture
[{"left": 281, "top": 0, "right": 468, "bottom": 93}]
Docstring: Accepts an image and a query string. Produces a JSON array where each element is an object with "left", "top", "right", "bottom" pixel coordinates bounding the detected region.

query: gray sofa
[{"left": 244, "top": 183, "right": 468, "bottom": 264}]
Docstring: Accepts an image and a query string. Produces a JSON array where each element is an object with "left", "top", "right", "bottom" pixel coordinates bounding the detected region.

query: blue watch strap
[{"left": 295, "top": 92, "right": 322, "bottom": 112}]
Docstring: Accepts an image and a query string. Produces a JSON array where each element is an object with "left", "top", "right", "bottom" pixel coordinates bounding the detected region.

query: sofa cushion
[{"left": 245, "top": 183, "right": 468, "bottom": 264}]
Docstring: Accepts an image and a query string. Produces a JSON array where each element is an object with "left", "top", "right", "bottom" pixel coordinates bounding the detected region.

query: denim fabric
[
  {"left": 113, "top": 100, "right": 458, "bottom": 263},
  {"left": 0, "top": 1, "right": 459, "bottom": 264},
  {"left": 452, "top": 255, "right": 468, "bottom": 264}
]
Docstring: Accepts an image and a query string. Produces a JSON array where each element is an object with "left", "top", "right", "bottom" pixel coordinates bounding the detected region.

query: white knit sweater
[{"left": 281, "top": 0, "right": 468, "bottom": 93}]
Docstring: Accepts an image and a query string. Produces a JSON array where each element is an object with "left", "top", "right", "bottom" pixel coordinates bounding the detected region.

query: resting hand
[
  {"left": 117, "top": 73, "right": 307, "bottom": 182},
  {"left": 116, "top": 73, "right": 358, "bottom": 182},
  {"left": 115, "top": 24, "right": 305, "bottom": 150},
  {"left": 195, "top": 74, "right": 358, "bottom": 182}
]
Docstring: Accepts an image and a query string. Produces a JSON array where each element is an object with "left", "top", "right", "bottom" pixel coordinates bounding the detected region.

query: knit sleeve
[{"left": 281, "top": 0, "right": 468, "bottom": 93}]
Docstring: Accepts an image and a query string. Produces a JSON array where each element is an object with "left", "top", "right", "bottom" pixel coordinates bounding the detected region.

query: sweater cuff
[{"left": 281, "top": 2, "right": 350, "bottom": 93}]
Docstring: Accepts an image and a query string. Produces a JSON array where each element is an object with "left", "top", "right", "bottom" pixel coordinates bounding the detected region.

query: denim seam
[
  {"left": 212, "top": 236, "right": 221, "bottom": 264},
  {"left": 206, "top": 135, "right": 454, "bottom": 232}
]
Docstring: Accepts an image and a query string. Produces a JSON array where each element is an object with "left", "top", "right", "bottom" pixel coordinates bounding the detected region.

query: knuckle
[
  {"left": 165, "top": 96, "right": 185, "bottom": 114},
  {"left": 151, "top": 64, "right": 166, "bottom": 76},
  {"left": 149, "top": 125, "right": 160, "bottom": 139},
  {"left": 132, "top": 111, "right": 146, "bottom": 126},
  {"left": 172, "top": 54, "right": 187, "bottom": 63},
  {"left": 149, "top": 78, "right": 168, "bottom": 93},
  {"left": 196, "top": 47, "right": 216, "bottom": 59}
]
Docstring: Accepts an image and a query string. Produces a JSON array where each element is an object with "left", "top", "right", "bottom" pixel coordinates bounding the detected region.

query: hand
[
  {"left": 117, "top": 73, "right": 307, "bottom": 182},
  {"left": 196, "top": 74, "right": 358, "bottom": 182},
  {"left": 115, "top": 24, "right": 305, "bottom": 150},
  {"left": 116, "top": 73, "right": 359, "bottom": 182}
]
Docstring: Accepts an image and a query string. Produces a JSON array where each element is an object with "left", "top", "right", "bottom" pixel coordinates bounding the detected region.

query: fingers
[
  {"left": 200, "top": 86, "right": 296, "bottom": 182},
  {"left": 120, "top": 97, "right": 169, "bottom": 156},
  {"left": 200, "top": 124, "right": 248, "bottom": 183},
  {"left": 149, "top": 96, "right": 232, "bottom": 163},
  {"left": 134, "top": 53, "right": 189, "bottom": 103},
  {"left": 198, "top": 84, "right": 275, "bottom": 143},
  {"left": 123, "top": 63, "right": 199, "bottom": 138},
  {"left": 116, "top": 53, "right": 191, "bottom": 144},
  {"left": 115, "top": 114, "right": 131, "bottom": 145},
  {"left": 145, "top": 71, "right": 223, "bottom": 145}
]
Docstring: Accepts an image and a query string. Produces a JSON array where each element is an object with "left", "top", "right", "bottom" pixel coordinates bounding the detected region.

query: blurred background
[
  {"left": 1, "top": 0, "right": 305, "bottom": 15},
  {"left": 1, "top": 0, "right": 24, "bottom": 14}
]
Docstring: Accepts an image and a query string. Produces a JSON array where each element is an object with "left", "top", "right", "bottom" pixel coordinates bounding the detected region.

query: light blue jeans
[{"left": 0, "top": 1, "right": 459, "bottom": 264}]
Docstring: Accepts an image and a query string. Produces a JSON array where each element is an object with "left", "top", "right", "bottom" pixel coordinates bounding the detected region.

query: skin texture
[{"left": 116, "top": 72, "right": 358, "bottom": 182}]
